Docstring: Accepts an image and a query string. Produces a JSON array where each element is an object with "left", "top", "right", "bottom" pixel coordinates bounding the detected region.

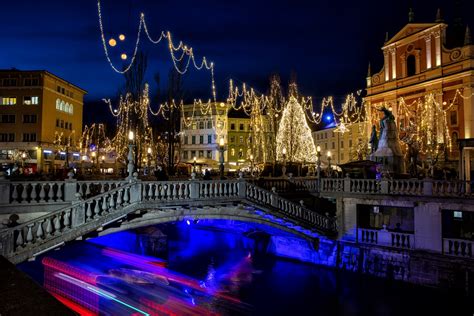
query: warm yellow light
[
  {"left": 193, "top": 156, "right": 197, "bottom": 162},
  {"left": 219, "top": 102, "right": 225, "bottom": 107},
  {"left": 101, "top": 155, "right": 105, "bottom": 161},
  {"left": 147, "top": 147, "right": 152, "bottom": 154},
  {"left": 108, "top": 38, "right": 117, "bottom": 47},
  {"left": 128, "top": 130, "right": 134, "bottom": 141},
  {"left": 121, "top": 53, "right": 127, "bottom": 60},
  {"left": 82, "top": 155, "right": 87, "bottom": 161},
  {"left": 282, "top": 148, "right": 287, "bottom": 155},
  {"left": 91, "top": 152, "right": 96, "bottom": 157},
  {"left": 250, "top": 154, "right": 254, "bottom": 160},
  {"left": 21, "top": 153, "right": 26, "bottom": 158},
  {"left": 219, "top": 137, "right": 225, "bottom": 147},
  {"left": 317, "top": 145, "right": 321, "bottom": 152},
  {"left": 119, "top": 34, "right": 126, "bottom": 41},
  {"left": 327, "top": 151, "right": 331, "bottom": 157}
]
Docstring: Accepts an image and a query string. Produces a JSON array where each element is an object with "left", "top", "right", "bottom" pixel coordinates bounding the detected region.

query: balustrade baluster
[
  {"left": 85, "top": 183, "right": 91, "bottom": 196},
  {"left": 117, "top": 189, "right": 123, "bottom": 206},
  {"left": 46, "top": 183, "right": 53, "bottom": 201},
  {"left": 93, "top": 200, "right": 100, "bottom": 218},
  {"left": 146, "top": 184, "right": 152, "bottom": 200},
  {"left": 154, "top": 184, "right": 160, "bottom": 200},
  {"left": 11, "top": 184, "right": 18, "bottom": 203},
  {"left": 36, "top": 221, "right": 44, "bottom": 239},
  {"left": 16, "top": 230, "right": 24, "bottom": 248},
  {"left": 26, "top": 224, "right": 34, "bottom": 244},
  {"left": 109, "top": 193, "right": 116, "bottom": 210},
  {"left": 64, "top": 210, "right": 71, "bottom": 228},
  {"left": 21, "top": 184, "right": 28, "bottom": 203},
  {"left": 54, "top": 215, "right": 61, "bottom": 232},
  {"left": 30, "top": 183, "right": 38, "bottom": 202},
  {"left": 100, "top": 184, "right": 105, "bottom": 194},
  {"left": 101, "top": 195, "right": 108, "bottom": 214},
  {"left": 46, "top": 217, "right": 53, "bottom": 236}
]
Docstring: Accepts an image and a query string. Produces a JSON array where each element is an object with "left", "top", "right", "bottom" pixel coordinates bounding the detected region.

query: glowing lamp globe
[
  {"left": 108, "top": 38, "right": 117, "bottom": 47},
  {"left": 219, "top": 137, "right": 225, "bottom": 147},
  {"left": 128, "top": 131, "right": 134, "bottom": 141},
  {"left": 121, "top": 53, "right": 127, "bottom": 60},
  {"left": 119, "top": 34, "right": 126, "bottom": 41},
  {"left": 317, "top": 145, "right": 321, "bottom": 152}
]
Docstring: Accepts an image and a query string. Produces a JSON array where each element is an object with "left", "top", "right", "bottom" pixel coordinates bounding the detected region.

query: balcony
[{"left": 358, "top": 228, "right": 414, "bottom": 249}]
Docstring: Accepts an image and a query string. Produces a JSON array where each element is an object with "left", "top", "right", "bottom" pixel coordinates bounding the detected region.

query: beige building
[
  {"left": 0, "top": 69, "right": 86, "bottom": 173},
  {"left": 312, "top": 122, "right": 368, "bottom": 165}
]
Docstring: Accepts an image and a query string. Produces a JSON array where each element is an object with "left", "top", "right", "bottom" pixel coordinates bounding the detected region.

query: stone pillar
[
  {"left": 463, "top": 86, "right": 474, "bottom": 139},
  {"left": 71, "top": 200, "right": 85, "bottom": 228},
  {"left": 414, "top": 203, "right": 442, "bottom": 252},
  {"left": 270, "top": 187, "right": 279, "bottom": 208},
  {"left": 343, "top": 176, "right": 351, "bottom": 193},
  {"left": 64, "top": 179, "right": 78, "bottom": 202},
  {"left": 380, "top": 178, "right": 389, "bottom": 194},
  {"left": 129, "top": 180, "right": 142, "bottom": 203},
  {"left": 422, "top": 177, "right": 433, "bottom": 196},
  {"left": 434, "top": 30, "right": 441, "bottom": 67},
  {"left": 425, "top": 34, "right": 432, "bottom": 69},
  {"left": 390, "top": 47, "right": 397, "bottom": 79},
  {"left": 238, "top": 173, "right": 246, "bottom": 199},
  {"left": 0, "top": 177, "right": 10, "bottom": 204},
  {"left": 384, "top": 50, "right": 390, "bottom": 82},
  {"left": 189, "top": 179, "right": 200, "bottom": 199},
  {"left": 339, "top": 198, "right": 357, "bottom": 242}
]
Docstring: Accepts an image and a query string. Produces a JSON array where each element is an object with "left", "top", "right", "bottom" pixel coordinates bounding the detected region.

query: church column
[
  {"left": 425, "top": 33, "right": 432, "bottom": 69},
  {"left": 400, "top": 53, "right": 406, "bottom": 77},
  {"left": 384, "top": 50, "right": 390, "bottom": 82},
  {"left": 434, "top": 30, "right": 441, "bottom": 67},
  {"left": 415, "top": 50, "right": 421, "bottom": 74},
  {"left": 390, "top": 47, "right": 397, "bottom": 79},
  {"left": 463, "top": 86, "right": 474, "bottom": 138}
]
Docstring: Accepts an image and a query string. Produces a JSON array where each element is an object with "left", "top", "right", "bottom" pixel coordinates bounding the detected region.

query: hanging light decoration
[
  {"left": 108, "top": 38, "right": 117, "bottom": 47},
  {"left": 119, "top": 34, "right": 126, "bottom": 41}
]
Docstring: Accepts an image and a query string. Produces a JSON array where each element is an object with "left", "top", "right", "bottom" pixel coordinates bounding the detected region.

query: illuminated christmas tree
[{"left": 276, "top": 97, "right": 317, "bottom": 163}]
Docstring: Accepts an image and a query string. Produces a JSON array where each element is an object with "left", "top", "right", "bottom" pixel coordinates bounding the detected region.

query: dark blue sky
[{"left": 1, "top": 0, "right": 473, "bottom": 102}]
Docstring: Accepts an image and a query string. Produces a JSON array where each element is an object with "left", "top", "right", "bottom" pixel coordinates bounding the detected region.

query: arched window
[
  {"left": 65, "top": 103, "right": 69, "bottom": 113},
  {"left": 407, "top": 55, "right": 416, "bottom": 76},
  {"left": 56, "top": 99, "right": 60, "bottom": 110},
  {"left": 60, "top": 101, "right": 65, "bottom": 111},
  {"left": 70, "top": 104, "right": 73, "bottom": 114}
]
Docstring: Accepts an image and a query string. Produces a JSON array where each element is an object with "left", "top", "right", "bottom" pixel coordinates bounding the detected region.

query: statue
[
  {"left": 369, "top": 125, "right": 378, "bottom": 153},
  {"left": 378, "top": 106, "right": 395, "bottom": 130}
]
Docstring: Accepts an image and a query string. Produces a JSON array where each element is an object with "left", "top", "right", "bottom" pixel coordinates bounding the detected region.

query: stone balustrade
[
  {"left": 199, "top": 180, "right": 240, "bottom": 199},
  {"left": 432, "top": 180, "right": 474, "bottom": 197},
  {"left": 245, "top": 183, "right": 337, "bottom": 234},
  {"left": 358, "top": 228, "right": 413, "bottom": 249},
  {"left": 143, "top": 181, "right": 191, "bottom": 201},
  {"left": 443, "top": 238, "right": 473, "bottom": 258},
  {"left": 10, "top": 182, "right": 65, "bottom": 204},
  {"left": 76, "top": 181, "right": 125, "bottom": 199}
]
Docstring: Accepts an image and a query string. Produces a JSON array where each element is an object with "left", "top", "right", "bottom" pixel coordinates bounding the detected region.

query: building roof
[
  {"left": 0, "top": 69, "right": 87, "bottom": 94},
  {"left": 384, "top": 23, "right": 440, "bottom": 46}
]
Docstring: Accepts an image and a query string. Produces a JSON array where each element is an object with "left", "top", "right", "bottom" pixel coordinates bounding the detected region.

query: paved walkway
[{"left": 0, "top": 256, "right": 75, "bottom": 316}]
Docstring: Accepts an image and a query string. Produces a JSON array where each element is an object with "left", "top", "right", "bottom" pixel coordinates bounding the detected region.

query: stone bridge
[
  {"left": 1, "top": 174, "right": 474, "bottom": 265},
  {"left": 0, "top": 177, "right": 337, "bottom": 264}
]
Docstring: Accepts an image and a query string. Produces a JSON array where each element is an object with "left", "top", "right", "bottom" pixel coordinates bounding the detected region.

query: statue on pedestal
[
  {"left": 369, "top": 125, "right": 378, "bottom": 153},
  {"left": 370, "top": 107, "right": 405, "bottom": 175}
]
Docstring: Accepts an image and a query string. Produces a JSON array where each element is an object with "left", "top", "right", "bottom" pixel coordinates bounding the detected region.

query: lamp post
[
  {"left": 81, "top": 155, "right": 86, "bottom": 175},
  {"left": 101, "top": 155, "right": 105, "bottom": 175},
  {"left": 327, "top": 151, "right": 332, "bottom": 177},
  {"left": 127, "top": 131, "right": 135, "bottom": 180},
  {"left": 316, "top": 145, "right": 321, "bottom": 180},
  {"left": 219, "top": 137, "right": 226, "bottom": 179},
  {"left": 282, "top": 147, "right": 287, "bottom": 177},
  {"left": 193, "top": 156, "right": 197, "bottom": 174},
  {"left": 250, "top": 153, "right": 254, "bottom": 177},
  {"left": 147, "top": 147, "right": 152, "bottom": 175},
  {"left": 21, "top": 152, "right": 26, "bottom": 168},
  {"left": 91, "top": 151, "right": 97, "bottom": 173}
]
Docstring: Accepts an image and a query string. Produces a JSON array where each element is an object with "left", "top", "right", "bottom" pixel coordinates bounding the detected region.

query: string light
[{"left": 108, "top": 38, "right": 117, "bottom": 47}]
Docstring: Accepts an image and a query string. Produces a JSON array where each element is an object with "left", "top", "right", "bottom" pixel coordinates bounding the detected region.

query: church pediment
[{"left": 384, "top": 23, "right": 439, "bottom": 46}]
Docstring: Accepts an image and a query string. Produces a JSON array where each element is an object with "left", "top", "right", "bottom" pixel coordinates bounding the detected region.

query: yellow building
[
  {"left": 312, "top": 122, "right": 368, "bottom": 165},
  {"left": 0, "top": 69, "right": 86, "bottom": 173}
]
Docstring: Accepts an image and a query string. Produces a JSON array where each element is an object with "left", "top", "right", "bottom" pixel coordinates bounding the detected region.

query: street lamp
[
  {"left": 316, "top": 145, "right": 321, "bottom": 179},
  {"left": 147, "top": 147, "right": 152, "bottom": 175},
  {"left": 101, "top": 155, "right": 105, "bottom": 174},
  {"left": 81, "top": 155, "right": 87, "bottom": 175},
  {"left": 219, "top": 137, "right": 226, "bottom": 179},
  {"left": 193, "top": 156, "right": 197, "bottom": 174},
  {"left": 327, "top": 151, "right": 332, "bottom": 177},
  {"left": 250, "top": 153, "right": 254, "bottom": 177},
  {"left": 127, "top": 131, "right": 135, "bottom": 180},
  {"left": 282, "top": 147, "right": 287, "bottom": 177}
]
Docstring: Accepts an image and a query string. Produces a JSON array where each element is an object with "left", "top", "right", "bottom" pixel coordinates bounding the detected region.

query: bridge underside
[{"left": 92, "top": 201, "right": 323, "bottom": 243}]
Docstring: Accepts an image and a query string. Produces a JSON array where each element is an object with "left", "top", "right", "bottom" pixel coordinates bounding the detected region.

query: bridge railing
[
  {"left": 0, "top": 182, "right": 134, "bottom": 261},
  {"left": 245, "top": 183, "right": 337, "bottom": 234},
  {"left": 9, "top": 181, "right": 65, "bottom": 204}
]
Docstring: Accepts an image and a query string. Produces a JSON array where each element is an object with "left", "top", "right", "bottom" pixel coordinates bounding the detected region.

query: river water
[{"left": 18, "top": 220, "right": 473, "bottom": 316}]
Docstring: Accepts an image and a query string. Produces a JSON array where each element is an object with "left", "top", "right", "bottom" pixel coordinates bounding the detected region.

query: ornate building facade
[{"left": 365, "top": 13, "right": 474, "bottom": 179}]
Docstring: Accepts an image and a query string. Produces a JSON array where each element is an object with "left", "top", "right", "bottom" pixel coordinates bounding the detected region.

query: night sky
[{"left": 1, "top": 0, "right": 473, "bottom": 106}]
